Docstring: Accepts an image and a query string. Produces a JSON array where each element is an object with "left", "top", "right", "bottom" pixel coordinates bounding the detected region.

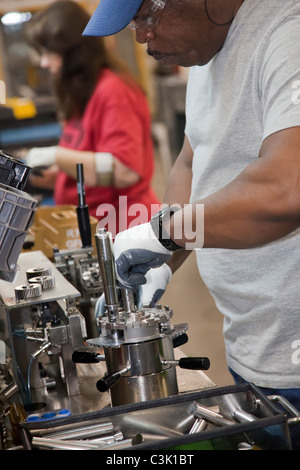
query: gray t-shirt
[{"left": 185, "top": 0, "right": 300, "bottom": 387}]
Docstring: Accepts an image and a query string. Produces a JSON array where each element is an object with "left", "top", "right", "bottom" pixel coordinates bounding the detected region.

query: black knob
[
  {"left": 172, "top": 333, "right": 188, "bottom": 348},
  {"left": 96, "top": 373, "right": 122, "bottom": 392},
  {"left": 72, "top": 351, "right": 103, "bottom": 363},
  {"left": 178, "top": 357, "right": 210, "bottom": 370}
]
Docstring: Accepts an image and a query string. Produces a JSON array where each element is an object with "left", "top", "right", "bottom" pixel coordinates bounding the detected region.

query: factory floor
[{"left": 152, "top": 146, "right": 235, "bottom": 388}]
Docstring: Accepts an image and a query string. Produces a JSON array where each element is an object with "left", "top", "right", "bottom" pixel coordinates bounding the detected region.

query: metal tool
[
  {"left": 76, "top": 227, "right": 210, "bottom": 407},
  {"left": 76, "top": 163, "right": 92, "bottom": 249}
]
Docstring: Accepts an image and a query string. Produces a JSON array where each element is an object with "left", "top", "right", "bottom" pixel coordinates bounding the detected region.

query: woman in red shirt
[{"left": 25, "top": 0, "right": 160, "bottom": 237}]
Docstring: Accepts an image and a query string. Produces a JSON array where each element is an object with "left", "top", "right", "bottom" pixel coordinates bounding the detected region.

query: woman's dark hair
[{"left": 26, "top": 0, "right": 135, "bottom": 119}]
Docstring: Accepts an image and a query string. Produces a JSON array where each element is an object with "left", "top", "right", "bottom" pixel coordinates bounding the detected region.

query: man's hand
[
  {"left": 113, "top": 223, "right": 172, "bottom": 287},
  {"left": 137, "top": 264, "right": 172, "bottom": 307},
  {"left": 94, "top": 264, "right": 172, "bottom": 322}
]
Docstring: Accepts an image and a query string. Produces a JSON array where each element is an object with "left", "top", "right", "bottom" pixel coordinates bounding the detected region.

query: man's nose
[{"left": 135, "top": 28, "right": 154, "bottom": 44}]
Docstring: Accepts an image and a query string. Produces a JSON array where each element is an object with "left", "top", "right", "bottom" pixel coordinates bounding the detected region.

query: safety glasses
[{"left": 128, "top": 0, "right": 167, "bottom": 31}]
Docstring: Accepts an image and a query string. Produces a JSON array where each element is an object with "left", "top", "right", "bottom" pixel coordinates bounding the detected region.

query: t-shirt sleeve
[
  {"left": 260, "top": 15, "right": 300, "bottom": 140},
  {"left": 92, "top": 78, "right": 149, "bottom": 177}
]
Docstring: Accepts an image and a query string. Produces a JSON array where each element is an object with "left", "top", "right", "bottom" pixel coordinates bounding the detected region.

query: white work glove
[
  {"left": 113, "top": 222, "right": 172, "bottom": 287},
  {"left": 94, "top": 293, "right": 106, "bottom": 325},
  {"left": 94, "top": 263, "right": 172, "bottom": 323},
  {"left": 25, "top": 146, "right": 57, "bottom": 168},
  {"left": 137, "top": 263, "right": 172, "bottom": 308}
]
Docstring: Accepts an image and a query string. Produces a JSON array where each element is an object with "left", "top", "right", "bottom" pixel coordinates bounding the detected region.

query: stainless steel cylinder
[
  {"left": 110, "top": 368, "right": 178, "bottom": 407},
  {"left": 104, "top": 336, "right": 178, "bottom": 406},
  {"left": 95, "top": 228, "right": 119, "bottom": 320}
]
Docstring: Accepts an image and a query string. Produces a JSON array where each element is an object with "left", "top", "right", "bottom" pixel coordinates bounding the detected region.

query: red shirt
[{"left": 54, "top": 69, "right": 160, "bottom": 237}]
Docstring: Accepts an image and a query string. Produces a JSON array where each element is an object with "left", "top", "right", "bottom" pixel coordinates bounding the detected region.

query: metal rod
[
  {"left": 95, "top": 228, "right": 119, "bottom": 320},
  {"left": 122, "top": 416, "right": 184, "bottom": 438},
  {"left": 76, "top": 163, "right": 86, "bottom": 207},
  {"left": 191, "top": 402, "right": 234, "bottom": 427},
  {"left": 188, "top": 418, "right": 207, "bottom": 434},
  {"left": 88, "top": 431, "right": 124, "bottom": 444},
  {"left": 233, "top": 409, "right": 257, "bottom": 423},
  {"left": 31, "top": 436, "right": 101, "bottom": 450},
  {"left": 121, "top": 288, "right": 135, "bottom": 313},
  {"left": 44, "top": 422, "right": 114, "bottom": 440},
  {"left": 76, "top": 163, "right": 92, "bottom": 247}
]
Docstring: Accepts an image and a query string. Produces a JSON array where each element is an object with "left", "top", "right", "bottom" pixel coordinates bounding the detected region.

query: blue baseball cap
[{"left": 83, "top": 0, "right": 144, "bottom": 37}]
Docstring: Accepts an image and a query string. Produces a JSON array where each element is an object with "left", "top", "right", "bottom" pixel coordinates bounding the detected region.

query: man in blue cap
[
  {"left": 84, "top": 0, "right": 243, "bottom": 67},
  {"left": 87, "top": 0, "right": 300, "bottom": 449}
]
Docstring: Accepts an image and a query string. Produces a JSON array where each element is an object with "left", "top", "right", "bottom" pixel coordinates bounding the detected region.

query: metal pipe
[
  {"left": 44, "top": 422, "right": 114, "bottom": 440},
  {"left": 88, "top": 431, "right": 124, "bottom": 444},
  {"left": 31, "top": 436, "right": 101, "bottom": 450},
  {"left": 233, "top": 409, "right": 257, "bottom": 423},
  {"left": 32, "top": 434, "right": 138, "bottom": 451},
  {"left": 95, "top": 228, "right": 119, "bottom": 321},
  {"left": 122, "top": 415, "right": 184, "bottom": 438},
  {"left": 0, "top": 382, "right": 19, "bottom": 402},
  {"left": 121, "top": 288, "right": 135, "bottom": 313},
  {"left": 31, "top": 341, "right": 51, "bottom": 359},
  {"left": 104, "top": 438, "right": 139, "bottom": 450},
  {"left": 188, "top": 418, "right": 207, "bottom": 434},
  {"left": 191, "top": 402, "right": 234, "bottom": 427}
]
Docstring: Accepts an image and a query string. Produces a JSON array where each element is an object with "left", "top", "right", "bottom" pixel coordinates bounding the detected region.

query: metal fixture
[{"left": 76, "top": 228, "right": 210, "bottom": 407}]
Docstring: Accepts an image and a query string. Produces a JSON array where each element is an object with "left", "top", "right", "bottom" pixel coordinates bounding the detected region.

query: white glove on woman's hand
[
  {"left": 137, "top": 263, "right": 172, "bottom": 308},
  {"left": 25, "top": 146, "right": 57, "bottom": 168},
  {"left": 113, "top": 222, "right": 172, "bottom": 287}
]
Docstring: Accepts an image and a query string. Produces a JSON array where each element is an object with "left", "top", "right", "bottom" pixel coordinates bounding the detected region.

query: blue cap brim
[{"left": 83, "top": 0, "right": 143, "bottom": 37}]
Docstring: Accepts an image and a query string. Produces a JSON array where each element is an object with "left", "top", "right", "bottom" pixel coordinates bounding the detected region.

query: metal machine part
[
  {"left": 0, "top": 152, "right": 37, "bottom": 282},
  {"left": 14, "top": 283, "right": 42, "bottom": 301},
  {"left": 21, "top": 383, "right": 297, "bottom": 450},
  {"left": 0, "top": 341, "right": 19, "bottom": 449},
  {"left": 0, "top": 251, "right": 87, "bottom": 409},
  {"left": 28, "top": 275, "right": 56, "bottom": 290},
  {"left": 52, "top": 165, "right": 102, "bottom": 312},
  {"left": 53, "top": 246, "right": 102, "bottom": 339},
  {"left": 53, "top": 247, "right": 102, "bottom": 306},
  {"left": 80, "top": 228, "right": 209, "bottom": 407},
  {"left": 26, "top": 267, "right": 52, "bottom": 280},
  {"left": 76, "top": 164, "right": 92, "bottom": 249}
]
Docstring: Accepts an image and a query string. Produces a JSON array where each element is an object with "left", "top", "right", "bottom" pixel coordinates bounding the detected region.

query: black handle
[
  {"left": 76, "top": 206, "right": 92, "bottom": 248},
  {"left": 96, "top": 373, "right": 122, "bottom": 392},
  {"left": 72, "top": 351, "right": 103, "bottom": 364},
  {"left": 178, "top": 357, "right": 210, "bottom": 370},
  {"left": 76, "top": 163, "right": 92, "bottom": 248},
  {"left": 172, "top": 333, "right": 188, "bottom": 348}
]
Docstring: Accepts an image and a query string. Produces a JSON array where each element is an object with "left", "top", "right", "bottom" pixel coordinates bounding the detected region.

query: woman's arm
[{"left": 55, "top": 146, "right": 140, "bottom": 188}]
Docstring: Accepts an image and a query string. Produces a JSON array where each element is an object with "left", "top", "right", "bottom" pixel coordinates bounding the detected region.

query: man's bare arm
[{"left": 169, "top": 127, "right": 300, "bottom": 249}]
